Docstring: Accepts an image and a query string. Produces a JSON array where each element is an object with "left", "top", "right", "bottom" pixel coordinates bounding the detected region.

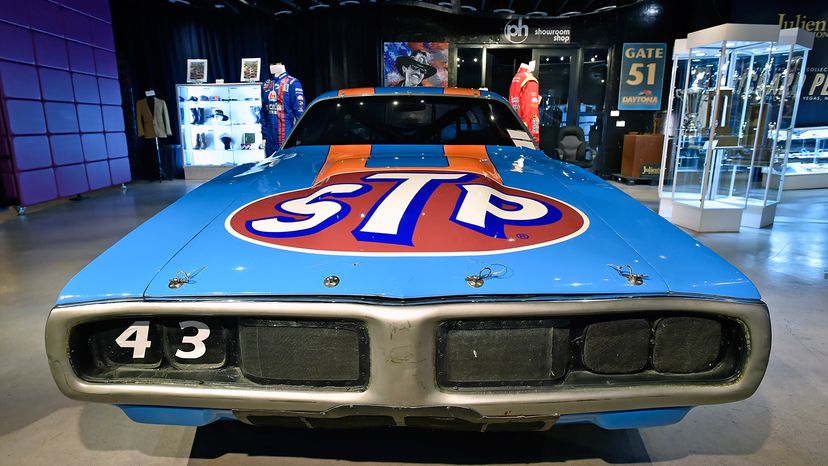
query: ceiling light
[
  {"left": 593, "top": 6, "right": 616, "bottom": 13},
  {"left": 461, "top": 5, "right": 477, "bottom": 12},
  {"left": 558, "top": 11, "right": 581, "bottom": 17},
  {"left": 274, "top": 10, "right": 292, "bottom": 15},
  {"left": 492, "top": 8, "right": 515, "bottom": 14},
  {"left": 527, "top": 11, "right": 548, "bottom": 16},
  {"left": 214, "top": 3, "right": 225, "bottom": 9},
  {"left": 339, "top": 0, "right": 360, "bottom": 5},
  {"left": 309, "top": 3, "right": 330, "bottom": 10}
]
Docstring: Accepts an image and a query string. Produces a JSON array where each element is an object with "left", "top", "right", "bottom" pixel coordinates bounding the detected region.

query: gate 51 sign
[{"left": 618, "top": 43, "right": 666, "bottom": 110}]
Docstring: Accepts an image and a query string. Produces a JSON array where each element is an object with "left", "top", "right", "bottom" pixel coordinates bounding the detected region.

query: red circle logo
[{"left": 226, "top": 171, "right": 589, "bottom": 256}]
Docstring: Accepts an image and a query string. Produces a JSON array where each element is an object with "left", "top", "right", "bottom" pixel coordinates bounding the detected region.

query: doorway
[{"left": 484, "top": 48, "right": 533, "bottom": 99}]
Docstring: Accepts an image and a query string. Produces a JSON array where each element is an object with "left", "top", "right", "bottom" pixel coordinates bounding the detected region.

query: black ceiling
[{"left": 171, "top": 0, "right": 642, "bottom": 19}]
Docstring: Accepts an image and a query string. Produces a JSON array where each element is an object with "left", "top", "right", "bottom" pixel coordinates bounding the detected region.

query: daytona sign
[{"left": 226, "top": 171, "right": 589, "bottom": 256}]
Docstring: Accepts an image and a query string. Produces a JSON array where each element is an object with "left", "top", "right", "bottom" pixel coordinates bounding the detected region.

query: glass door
[{"left": 533, "top": 48, "right": 579, "bottom": 153}]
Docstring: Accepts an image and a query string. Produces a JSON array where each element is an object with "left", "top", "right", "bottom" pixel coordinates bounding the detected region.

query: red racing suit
[{"left": 508, "top": 68, "right": 540, "bottom": 143}]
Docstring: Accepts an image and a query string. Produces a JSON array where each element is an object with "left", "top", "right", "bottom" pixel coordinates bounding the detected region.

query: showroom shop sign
[
  {"left": 617, "top": 43, "right": 667, "bottom": 111},
  {"left": 502, "top": 19, "right": 570, "bottom": 44}
]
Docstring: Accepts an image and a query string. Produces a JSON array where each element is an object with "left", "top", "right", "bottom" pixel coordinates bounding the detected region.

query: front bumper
[{"left": 46, "top": 296, "right": 770, "bottom": 428}]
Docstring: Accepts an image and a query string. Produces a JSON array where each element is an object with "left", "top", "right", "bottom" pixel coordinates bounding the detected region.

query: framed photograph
[
  {"left": 187, "top": 59, "right": 208, "bottom": 84},
  {"left": 383, "top": 42, "right": 449, "bottom": 87},
  {"left": 241, "top": 58, "right": 261, "bottom": 83}
]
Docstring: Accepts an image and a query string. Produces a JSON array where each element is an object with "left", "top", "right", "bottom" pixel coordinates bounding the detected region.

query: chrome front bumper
[{"left": 45, "top": 296, "right": 770, "bottom": 422}]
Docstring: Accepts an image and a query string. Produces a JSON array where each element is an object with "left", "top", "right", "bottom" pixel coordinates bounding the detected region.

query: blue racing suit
[{"left": 261, "top": 72, "right": 305, "bottom": 152}]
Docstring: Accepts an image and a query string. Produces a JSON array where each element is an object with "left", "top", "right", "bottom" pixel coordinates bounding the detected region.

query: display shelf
[
  {"left": 660, "top": 24, "right": 813, "bottom": 230},
  {"left": 176, "top": 83, "right": 265, "bottom": 180},
  {"left": 770, "top": 126, "right": 828, "bottom": 190}
]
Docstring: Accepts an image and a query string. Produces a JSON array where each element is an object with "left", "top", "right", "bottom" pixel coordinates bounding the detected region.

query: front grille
[
  {"left": 437, "top": 314, "right": 745, "bottom": 389},
  {"left": 69, "top": 317, "right": 369, "bottom": 389},
  {"left": 238, "top": 319, "right": 369, "bottom": 386}
]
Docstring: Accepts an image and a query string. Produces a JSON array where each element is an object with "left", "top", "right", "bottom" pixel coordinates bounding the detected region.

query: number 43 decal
[{"left": 115, "top": 320, "right": 210, "bottom": 359}]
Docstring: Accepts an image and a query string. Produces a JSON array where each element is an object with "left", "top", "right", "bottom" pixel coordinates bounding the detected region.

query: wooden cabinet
[{"left": 621, "top": 134, "right": 664, "bottom": 178}]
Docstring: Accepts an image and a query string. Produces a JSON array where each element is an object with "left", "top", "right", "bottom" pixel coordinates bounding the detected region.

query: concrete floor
[{"left": 0, "top": 180, "right": 826, "bottom": 465}]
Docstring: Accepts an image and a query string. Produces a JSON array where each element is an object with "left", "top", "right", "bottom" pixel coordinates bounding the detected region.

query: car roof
[{"left": 313, "top": 87, "right": 508, "bottom": 105}]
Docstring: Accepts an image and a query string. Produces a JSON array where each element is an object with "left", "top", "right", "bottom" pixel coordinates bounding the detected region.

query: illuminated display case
[
  {"left": 175, "top": 83, "right": 264, "bottom": 180},
  {"left": 657, "top": 39, "right": 689, "bottom": 218},
  {"left": 771, "top": 126, "right": 828, "bottom": 190},
  {"left": 662, "top": 24, "right": 812, "bottom": 231}
]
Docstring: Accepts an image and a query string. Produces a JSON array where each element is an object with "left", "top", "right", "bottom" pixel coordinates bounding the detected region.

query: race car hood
[{"left": 57, "top": 145, "right": 760, "bottom": 305}]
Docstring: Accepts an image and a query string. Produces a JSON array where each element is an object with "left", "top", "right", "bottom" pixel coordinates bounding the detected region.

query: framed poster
[
  {"left": 187, "top": 59, "right": 208, "bottom": 84},
  {"left": 241, "top": 58, "right": 261, "bottom": 83},
  {"left": 617, "top": 43, "right": 666, "bottom": 110},
  {"left": 383, "top": 42, "right": 448, "bottom": 87}
]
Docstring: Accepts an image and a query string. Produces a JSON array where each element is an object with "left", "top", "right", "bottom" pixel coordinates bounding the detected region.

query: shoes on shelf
[{"left": 190, "top": 108, "right": 199, "bottom": 125}]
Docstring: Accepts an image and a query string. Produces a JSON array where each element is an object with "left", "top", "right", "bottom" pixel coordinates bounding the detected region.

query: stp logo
[
  {"left": 226, "top": 171, "right": 589, "bottom": 256},
  {"left": 503, "top": 18, "right": 529, "bottom": 44}
]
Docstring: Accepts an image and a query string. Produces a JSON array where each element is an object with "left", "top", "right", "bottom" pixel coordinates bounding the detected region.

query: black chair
[{"left": 552, "top": 125, "right": 594, "bottom": 169}]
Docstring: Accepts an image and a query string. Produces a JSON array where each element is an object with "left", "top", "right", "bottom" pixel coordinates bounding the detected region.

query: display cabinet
[
  {"left": 664, "top": 24, "right": 812, "bottom": 231},
  {"left": 176, "top": 83, "right": 264, "bottom": 180},
  {"left": 658, "top": 39, "right": 689, "bottom": 218},
  {"left": 771, "top": 126, "right": 828, "bottom": 190}
]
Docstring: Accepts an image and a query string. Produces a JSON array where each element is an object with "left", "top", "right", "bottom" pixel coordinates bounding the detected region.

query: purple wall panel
[
  {"left": 105, "top": 132, "right": 127, "bottom": 158},
  {"left": 0, "top": 62, "right": 41, "bottom": 99},
  {"left": 28, "top": 0, "right": 64, "bottom": 36},
  {"left": 50, "top": 134, "right": 84, "bottom": 165},
  {"left": 81, "top": 133, "right": 106, "bottom": 161},
  {"left": 97, "top": 78, "right": 121, "bottom": 105},
  {"left": 0, "top": 23, "right": 35, "bottom": 64},
  {"left": 17, "top": 167, "right": 57, "bottom": 205},
  {"left": 109, "top": 157, "right": 130, "bottom": 184},
  {"left": 101, "top": 105, "right": 124, "bottom": 131},
  {"left": 44, "top": 102, "right": 79, "bottom": 133},
  {"left": 62, "top": 8, "right": 92, "bottom": 45},
  {"left": 11, "top": 135, "right": 52, "bottom": 171},
  {"left": 67, "top": 42, "right": 95, "bottom": 74},
  {"left": 5, "top": 100, "right": 46, "bottom": 135},
  {"left": 39, "top": 68, "right": 75, "bottom": 101},
  {"left": 93, "top": 48, "right": 117, "bottom": 78},
  {"left": 77, "top": 104, "right": 103, "bottom": 132},
  {"left": 0, "top": 0, "right": 30, "bottom": 27},
  {"left": 1, "top": 0, "right": 129, "bottom": 206},
  {"left": 33, "top": 32, "right": 69, "bottom": 69},
  {"left": 72, "top": 73, "right": 100, "bottom": 103},
  {"left": 55, "top": 163, "right": 89, "bottom": 196},
  {"left": 85, "top": 160, "right": 110, "bottom": 189},
  {"left": 90, "top": 19, "right": 115, "bottom": 50}
]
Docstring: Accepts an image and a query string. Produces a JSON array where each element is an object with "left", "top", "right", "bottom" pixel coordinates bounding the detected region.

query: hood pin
[
  {"left": 608, "top": 264, "right": 647, "bottom": 286},
  {"left": 168, "top": 266, "right": 207, "bottom": 289},
  {"left": 323, "top": 275, "right": 340, "bottom": 288},
  {"left": 466, "top": 264, "right": 507, "bottom": 288}
]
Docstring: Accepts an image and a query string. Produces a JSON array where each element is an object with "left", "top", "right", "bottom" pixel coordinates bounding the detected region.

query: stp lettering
[{"left": 227, "top": 171, "right": 589, "bottom": 256}]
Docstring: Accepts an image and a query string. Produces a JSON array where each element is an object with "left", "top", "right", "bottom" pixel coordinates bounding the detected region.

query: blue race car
[{"left": 46, "top": 88, "right": 769, "bottom": 431}]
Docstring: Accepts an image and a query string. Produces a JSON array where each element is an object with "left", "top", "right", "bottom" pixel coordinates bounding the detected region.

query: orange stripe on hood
[
  {"left": 314, "top": 145, "right": 502, "bottom": 185},
  {"left": 338, "top": 88, "right": 375, "bottom": 97},
  {"left": 443, "top": 88, "right": 480, "bottom": 96}
]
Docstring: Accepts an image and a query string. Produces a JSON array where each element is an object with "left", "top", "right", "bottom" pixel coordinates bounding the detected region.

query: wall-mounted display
[
  {"left": 383, "top": 42, "right": 448, "bottom": 87},
  {"left": 187, "top": 59, "right": 208, "bottom": 84},
  {"left": 176, "top": 83, "right": 264, "bottom": 179},
  {"left": 241, "top": 58, "right": 261, "bottom": 83},
  {"left": 618, "top": 43, "right": 667, "bottom": 111}
]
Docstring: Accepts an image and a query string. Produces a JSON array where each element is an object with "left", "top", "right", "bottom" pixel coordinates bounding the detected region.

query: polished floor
[{"left": 0, "top": 180, "right": 826, "bottom": 465}]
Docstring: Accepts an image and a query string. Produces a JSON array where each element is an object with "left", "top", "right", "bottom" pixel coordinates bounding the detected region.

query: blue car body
[{"left": 46, "top": 88, "right": 770, "bottom": 431}]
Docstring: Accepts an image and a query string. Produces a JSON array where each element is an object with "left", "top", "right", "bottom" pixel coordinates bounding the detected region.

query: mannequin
[
  {"left": 135, "top": 90, "right": 172, "bottom": 181},
  {"left": 261, "top": 62, "right": 305, "bottom": 151},
  {"left": 509, "top": 61, "right": 541, "bottom": 143}
]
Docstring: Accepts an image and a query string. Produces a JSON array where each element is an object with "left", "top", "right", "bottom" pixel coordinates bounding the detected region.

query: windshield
[{"left": 283, "top": 95, "right": 534, "bottom": 148}]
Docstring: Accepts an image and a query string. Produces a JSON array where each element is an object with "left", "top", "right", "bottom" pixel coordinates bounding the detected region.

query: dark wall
[
  {"left": 111, "top": 0, "right": 382, "bottom": 178},
  {"left": 111, "top": 0, "right": 823, "bottom": 179}
]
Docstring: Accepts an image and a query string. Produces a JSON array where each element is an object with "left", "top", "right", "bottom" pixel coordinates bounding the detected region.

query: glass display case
[
  {"left": 664, "top": 24, "right": 812, "bottom": 231},
  {"left": 176, "top": 83, "right": 264, "bottom": 180},
  {"left": 658, "top": 39, "right": 689, "bottom": 218},
  {"left": 771, "top": 126, "right": 828, "bottom": 190}
]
